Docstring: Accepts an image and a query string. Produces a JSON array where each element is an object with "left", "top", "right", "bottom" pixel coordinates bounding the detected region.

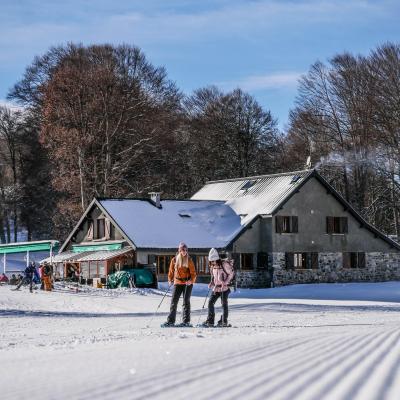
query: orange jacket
[{"left": 168, "top": 256, "right": 197, "bottom": 285}]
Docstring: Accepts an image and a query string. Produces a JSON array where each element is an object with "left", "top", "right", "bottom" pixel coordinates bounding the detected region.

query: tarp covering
[
  {"left": 125, "top": 268, "right": 155, "bottom": 286},
  {"left": 107, "top": 271, "right": 132, "bottom": 288},
  {"left": 107, "top": 269, "right": 155, "bottom": 288}
]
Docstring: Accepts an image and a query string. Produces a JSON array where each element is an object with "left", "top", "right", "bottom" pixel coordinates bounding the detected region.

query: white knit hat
[{"left": 208, "top": 248, "right": 220, "bottom": 262}]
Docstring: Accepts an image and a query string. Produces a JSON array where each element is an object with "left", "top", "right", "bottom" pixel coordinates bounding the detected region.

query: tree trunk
[{"left": 78, "top": 148, "right": 86, "bottom": 211}]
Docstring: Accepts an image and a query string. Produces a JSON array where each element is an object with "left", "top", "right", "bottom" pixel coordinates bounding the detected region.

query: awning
[
  {"left": 41, "top": 247, "right": 133, "bottom": 263},
  {"left": 72, "top": 241, "right": 124, "bottom": 253},
  {"left": 0, "top": 240, "right": 59, "bottom": 255},
  {"left": 76, "top": 247, "right": 133, "bottom": 261}
]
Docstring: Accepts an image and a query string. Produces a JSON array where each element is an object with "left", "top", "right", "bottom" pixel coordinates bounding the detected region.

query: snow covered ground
[{"left": 1, "top": 281, "right": 400, "bottom": 400}]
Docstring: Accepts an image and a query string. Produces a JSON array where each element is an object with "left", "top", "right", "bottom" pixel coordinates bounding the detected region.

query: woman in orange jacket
[{"left": 161, "top": 242, "right": 197, "bottom": 327}]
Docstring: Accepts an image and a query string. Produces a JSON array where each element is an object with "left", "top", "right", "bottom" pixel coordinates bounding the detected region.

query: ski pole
[
  {"left": 197, "top": 287, "right": 211, "bottom": 326},
  {"left": 146, "top": 283, "right": 172, "bottom": 328}
]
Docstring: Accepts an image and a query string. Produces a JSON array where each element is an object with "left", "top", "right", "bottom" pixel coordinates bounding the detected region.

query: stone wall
[
  {"left": 272, "top": 252, "right": 400, "bottom": 287},
  {"left": 236, "top": 270, "right": 271, "bottom": 289}
]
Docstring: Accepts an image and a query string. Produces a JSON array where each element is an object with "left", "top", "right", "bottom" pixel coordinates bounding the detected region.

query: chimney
[{"left": 149, "top": 192, "right": 162, "bottom": 209}]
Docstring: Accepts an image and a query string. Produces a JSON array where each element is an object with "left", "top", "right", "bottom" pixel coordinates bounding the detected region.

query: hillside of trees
[{"left": 0, "top": 42, "right": 399, "bottom": 241}]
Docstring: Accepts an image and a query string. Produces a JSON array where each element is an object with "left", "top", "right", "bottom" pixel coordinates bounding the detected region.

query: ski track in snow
[{"left": 1, "top": 283, "right": 400, "bottom": 400}]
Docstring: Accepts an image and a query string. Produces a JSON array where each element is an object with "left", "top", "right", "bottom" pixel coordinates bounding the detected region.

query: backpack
[
  {"left": 43, "top": 265, "right": 51, "bottom": 276},
  {"left": 221, "top": 258, "right": 236, "bottom": 289}
]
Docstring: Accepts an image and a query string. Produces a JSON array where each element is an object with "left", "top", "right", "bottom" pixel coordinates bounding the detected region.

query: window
[
  {"left": 286, "top": 253, "right": 318, "bottom": 270},
  {"left": 240, "top": 180, "right": 257, "bottom": 191},
  {"left": 276, "top": 216, "right": 298, "bottom": 233},
  {"left": 343, "top": 252, "right": 365, "bottom": 268},
  {"left": 80, "top": 262, "right": 89, "bottom": 279},
  {"left": 326, "top": 217, "right": 348, "bottom": 234},
  {"left": 96, "top": 218, "right": 105, "bottom": 239},
  {"left": 290, "top": 175, "right": 301, "bottom": 184},
  {"left": 153, "top": 255, "right": 174, "bottom": 275},
  {"left": 241, "top": 253, "right": 253, "bottom": 270},
  {"left": 195, "top": 255, "right": 209, "bottom": 275}
]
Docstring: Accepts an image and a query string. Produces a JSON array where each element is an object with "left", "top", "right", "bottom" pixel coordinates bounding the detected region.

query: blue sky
[{"left": 0, "top": 0, "right": 399, "bottom": 129}]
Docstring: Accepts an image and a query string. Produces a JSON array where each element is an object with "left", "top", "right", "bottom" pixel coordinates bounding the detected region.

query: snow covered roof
[
  {"left": 98, "top": 199, "right": 243, "bottom": 250},
  {"left": 191, "top": 170, "right": 312, "bottom": 223}
]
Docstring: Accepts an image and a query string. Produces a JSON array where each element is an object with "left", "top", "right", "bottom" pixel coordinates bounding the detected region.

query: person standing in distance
[
  {"left": 202, "top": 248, "right": 234, "bottom": 327},
  {"left": 162, "top": 242, "right": 197, "bottom": 327}
]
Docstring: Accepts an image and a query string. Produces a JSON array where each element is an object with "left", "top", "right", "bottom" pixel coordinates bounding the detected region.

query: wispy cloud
[{"left": 220, "top": 72, "right": 303, "bottom": 91}]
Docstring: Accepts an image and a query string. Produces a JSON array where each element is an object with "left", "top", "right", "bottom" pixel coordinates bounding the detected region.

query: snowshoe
[
  {"left": 176, "top": 322, "right": 193, "bottom": 328},
  {"left": 160, "top": 322, "right": 175, "bottom": 328},
  {"left": 199, "top": 321, "right": 214, "bottom": 328},
  {"left": 216, "top": 321, "right": 232, "bottom": 328}
]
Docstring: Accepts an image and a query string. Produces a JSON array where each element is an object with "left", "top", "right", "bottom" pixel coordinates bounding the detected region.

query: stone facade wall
[
  {"left": 272, "top": 252, "right": 400, "bottom": 287},
  {"left": 236, "top": 270, "right": 271, "bottom": 289}
]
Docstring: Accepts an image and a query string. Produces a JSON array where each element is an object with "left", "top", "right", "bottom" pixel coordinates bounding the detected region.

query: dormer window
[
  {"left": 290, "top": 175, "right": 301, "bottom": 184},
  {"left": 240, "top": 180, "right": 257, "bottom": 191}
]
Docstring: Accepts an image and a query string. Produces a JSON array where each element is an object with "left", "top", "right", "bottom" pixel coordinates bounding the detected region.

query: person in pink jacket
[{"left": 202, "top": 248, "right": 234, "bottom": 327}]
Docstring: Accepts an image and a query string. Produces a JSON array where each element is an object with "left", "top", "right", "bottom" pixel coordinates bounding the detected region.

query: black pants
[
  {"left": 167, "top": 284, "right": 193, "bottom": 324},
  {"left": 15, "top": 276, "right": 33, "bottom": 292},
  {"left": 207, "top": 289, "right": 230, "bottom": 324}
]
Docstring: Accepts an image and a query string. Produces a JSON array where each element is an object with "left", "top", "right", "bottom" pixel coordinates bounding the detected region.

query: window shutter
[
  {"left": 358, "top": 252, "right": 366, "bottom": 268},
  {"left": 311, "top": 253, "right": 318, "bottom": 269},
  {"left": 291, "top": 216, "right": 298, "bottom": 233},
  {"left": 257, "top": 252, "right": 268, "bottom": 269},
  {"left": 276, "top": 216, "right": 283, "bottom": 233},
  {"left": 343, "top": 252, "right": 350, "bottom": 268},
  {"left": 105, "top": 219, "right": 111, "bottom": 240},
  {"left": 86, "top": 221, "right": 93, "bottom": 241},
  {"left": 327, "top": 217, "right": 334, "bottom": 233},
  {"left": 341, "top": 217, "right": 348, "bottom": 233},
  {"left": 285, "top": 253, "right": 294, "bottom": 269}
]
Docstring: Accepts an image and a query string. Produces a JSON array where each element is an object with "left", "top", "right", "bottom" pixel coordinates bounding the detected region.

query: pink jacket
[{"left": 209, "top": 260, "right": 234, "bottom": 293}]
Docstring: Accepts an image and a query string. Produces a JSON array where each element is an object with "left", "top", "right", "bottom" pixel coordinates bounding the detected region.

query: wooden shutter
[
  {"left": 311, "top": 253, "right": 318, "bottom": 269},
  {"left": 350, "top": 252, "right": 358, "bottom": 268},
  {"left": 105, "top": 219, "right": 111, "bottom": 240},
  {"left": 291, "top": 216, "right": 298, "bottom": 233},
  {"left": 341, "top": 217, "right": 348, "bottom": 233},
  {"left": 343, "top": 252, "right": 350, "bottom": 268},
  {"left": 285, "top": 253, "right": 294, "bottom": 269},
  {"left": 257, "top": 252, "right": 268, "bottom": 269},
  {"left": 358, "top": 252, "right": 366, "bottom": 268},
  {"left": 86, "top": 221, "right": 93, "bottom": 241},
  {"left": 276, "top": 216, "right": 283, "bottom": 233},
  {"left": 326, "top": 217, "right": 334, "bottom": 233}
]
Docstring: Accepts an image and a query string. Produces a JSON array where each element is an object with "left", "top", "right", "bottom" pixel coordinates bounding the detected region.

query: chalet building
[{"left": 56, "top": 169, "right": 400, "bottom": 288}]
